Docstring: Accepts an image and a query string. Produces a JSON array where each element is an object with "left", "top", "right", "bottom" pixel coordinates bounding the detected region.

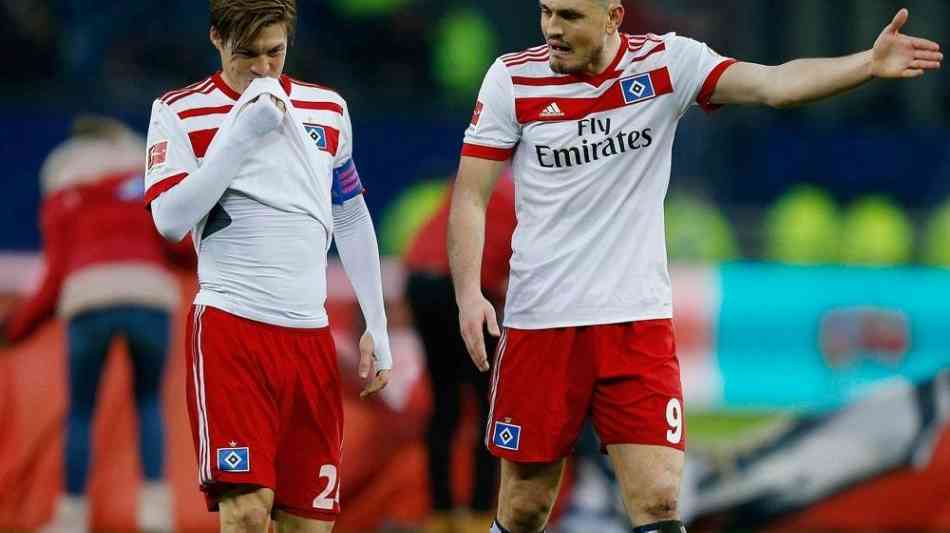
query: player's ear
[
  {"left": 210, "top": 26, "right": 224, "bottom": 51},
  {"left": 607, "top": 3, "right": 625, "bottom": 33}
]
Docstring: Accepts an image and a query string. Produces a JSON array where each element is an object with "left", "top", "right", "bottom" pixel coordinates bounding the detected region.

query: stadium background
[{"left": 1, "top": 0, "right": 949, "bottom": 531}]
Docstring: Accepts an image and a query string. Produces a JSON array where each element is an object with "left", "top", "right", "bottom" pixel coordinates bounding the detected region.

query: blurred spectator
[
  {"left": 403, "top": 173, "right": 516, "bottom": 533},
  {"left": 1, "top": 115, "right": 193, "bottom": 533},
  {"left": 665, "top": 191, "right": 740, "bottom": 263},
  {"left": 764, "top": 185, "right": 841, "bottom": 265},
  {"left": 923, "top": 199, "right": 950, "bottom": 267},
  {"left": 840, "top": 196, "right": 914, "bottom": 266}
]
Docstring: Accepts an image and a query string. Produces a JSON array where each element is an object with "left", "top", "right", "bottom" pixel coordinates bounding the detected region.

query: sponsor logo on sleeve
[
  {"left": 492, "top": 421, "right": 522, "bottom": 451},
  {"left": 217, "top": 445, "right": 250, "bottom": 473},
  {"left": 147, "top": 141, "right": 168, "bottom": 171}
]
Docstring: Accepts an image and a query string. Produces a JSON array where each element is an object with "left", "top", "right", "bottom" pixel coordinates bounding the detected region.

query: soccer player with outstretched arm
[
  {"left": 448, "top": 2, "right": 941, "bottom": 532},
  {"left": 144, "top": 1, "right": 391, "bottom": 531}
]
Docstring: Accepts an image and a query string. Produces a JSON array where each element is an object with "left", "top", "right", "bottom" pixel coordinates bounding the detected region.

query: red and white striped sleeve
[
  {"left": 461, "top": 59, "right": 521, "bottom": 162},
  {"left": 666, "top": 35, "right": 737, "bottom": 115},
  {"left": 143, "top": 100, "right": 199, "bottom": 208}
]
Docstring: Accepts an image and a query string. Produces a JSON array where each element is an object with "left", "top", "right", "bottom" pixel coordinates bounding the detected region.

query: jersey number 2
[{"left": 313, "top": 464, "right": 341, "bottom": 510}]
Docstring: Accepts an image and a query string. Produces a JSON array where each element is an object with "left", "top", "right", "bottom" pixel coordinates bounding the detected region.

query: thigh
[
  {"left": 607, "top": 444, "right": 684, "bottom": 519},
  {"left": 485, "top": 327, "right": 594, "bottom": 462},
  {"left": 185, "top": 306, "right": 281, "bottom": 510},
  {"left": 591, "top": 319, "right": 686, "bottom": 452},
  {"left": 273, "top": 510, "right": 334, "bottom": 533},
  {"left": 273, "top": 327, "right": 343, "bottom": 522}
]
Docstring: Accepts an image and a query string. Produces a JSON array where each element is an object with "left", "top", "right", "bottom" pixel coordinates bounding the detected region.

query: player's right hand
[
  {"left": 457, "top": 292, "right": 500, "bottom": 372},
  {"left": 235, "top": 93, "right": 286, "bottom": 139}
]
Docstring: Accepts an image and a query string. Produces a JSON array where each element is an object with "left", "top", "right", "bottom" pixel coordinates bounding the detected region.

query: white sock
[
  {"left": 42, "top": 495, "right": 88, "bottom": 533},
  {"left": 138, "top": 481, "right": 173, "bottom": 533}
]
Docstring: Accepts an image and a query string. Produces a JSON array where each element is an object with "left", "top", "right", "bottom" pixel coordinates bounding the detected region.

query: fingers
[
  {"left": 269, "top": 94, "right": 287, "bottom": 113},
  {"left": 486, "top": 305, "right": 501, "bottom": 338},
  {"left": 460, "top": 317, "right": 490, "bottom": 372},
  {"left": 902, "top": 69, "right": 925, "bottom": 78},
  {"left": 910, "top": 60, "right": 942, "bottom": 70},
  {"left": 912, "top": 37, "right": 942, "bottom": 52},
  {"left": 914, "top": 50, "right": 944, "bottom": 62},
  {"left": 887, "top": 8, "right": 909, "bottom": 35},
  {"left": 360, "top": 370, "right": 390, "bottom": 398}
]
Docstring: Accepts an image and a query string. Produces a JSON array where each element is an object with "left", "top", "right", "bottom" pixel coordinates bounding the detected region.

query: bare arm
[
  {"left": 712, "top": 9, "right": 942, "bottom": 108},
  {"left": 447, "top": 155, "right": 508, "bottom": 371}
]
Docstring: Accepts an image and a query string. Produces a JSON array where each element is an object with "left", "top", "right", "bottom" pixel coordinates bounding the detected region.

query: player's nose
[{"left": 249, "top": 57, "right": 271, "bottom": 76}]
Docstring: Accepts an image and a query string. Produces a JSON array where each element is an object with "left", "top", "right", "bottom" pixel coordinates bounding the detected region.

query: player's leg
[
  {"left": 273, "top": 510, "right": 333, "bottom": 533},
  {"left": 590, "top": 319, "right": 688, "bottom": 532},
  {"left": 493, "top": 458, "right": 565, "bottom": 532},
  {"left": 484, "top": 327, "right": 595, "bottom": 532},
  {"left": 271, "top": 325, "right": 343, "bottom": 528},
  {"left": 184, "top": 306, "right": 281, "bottom": 527},
  {"left": 123, "top": 305, "right": 173, "bottom": 532},
  {"left": 607, "top": 444, "right": 685, "bottom": 530},
  {"left": 219, "top": 486, "right": 275, "bottom": 533}
]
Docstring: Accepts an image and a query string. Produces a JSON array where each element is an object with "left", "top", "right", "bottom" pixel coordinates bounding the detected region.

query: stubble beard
[{"left": 549, "top": 43, "right": 604, "bottom": 76}]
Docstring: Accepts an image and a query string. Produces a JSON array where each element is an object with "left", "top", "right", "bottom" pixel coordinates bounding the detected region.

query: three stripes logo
[{"left": 539, "top": 102, "right": 565, "bottom": 118}]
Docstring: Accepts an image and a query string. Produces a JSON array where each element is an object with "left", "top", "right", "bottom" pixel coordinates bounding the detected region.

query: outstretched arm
[{"left": 712, "top": 9, "right": 942, "bottom": 108}]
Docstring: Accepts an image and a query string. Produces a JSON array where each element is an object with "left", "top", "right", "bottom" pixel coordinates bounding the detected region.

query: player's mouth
[{"left": 548, "top": 42, "right": 573, "bottom": 58}]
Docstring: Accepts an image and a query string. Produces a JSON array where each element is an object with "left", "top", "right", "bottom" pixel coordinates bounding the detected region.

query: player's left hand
[
  {"left": 871, "top": 9, "right": 942, "bottom": 78},
  {"left": 358, "top": 331, "right": 390, "bottom": 398}
]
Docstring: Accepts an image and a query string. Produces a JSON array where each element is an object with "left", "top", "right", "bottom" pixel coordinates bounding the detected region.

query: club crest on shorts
[
  {"left": 620, "top": 73, "right": 657, "bottom": 105},
  {"left": 492, "top": 421, "right": 522, "bottom": 451},
  {"left": 217, "top": 446, "right": 250, "bottom": 472},
  {"left": 304, "top": 123, "right": 328, "bottom": 151}
]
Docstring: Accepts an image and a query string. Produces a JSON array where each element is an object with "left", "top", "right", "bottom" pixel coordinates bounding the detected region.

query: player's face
[
  {"left": 212, "top": 23, "right": 288, "bottom": 94},
  {"left": 540, "top": 0, "right": 613, "bottom": 75}
]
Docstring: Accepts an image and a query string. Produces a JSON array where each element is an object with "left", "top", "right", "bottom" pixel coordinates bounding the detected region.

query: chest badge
[{"left": 304, "top": 123, "right": 328, "bottom": 151}]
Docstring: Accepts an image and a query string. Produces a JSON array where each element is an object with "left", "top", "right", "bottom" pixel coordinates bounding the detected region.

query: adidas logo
[{"left": 540, "top": 102, "right": 564, "bottom": 118}]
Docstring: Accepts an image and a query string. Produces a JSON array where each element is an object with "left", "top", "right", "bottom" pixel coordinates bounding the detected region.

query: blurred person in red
[
  {"left": 1, "top": 115, "right": 192, "bottom": 533},
  {"left": 404, "top": 172, "right": 516, "bottom": 533}
]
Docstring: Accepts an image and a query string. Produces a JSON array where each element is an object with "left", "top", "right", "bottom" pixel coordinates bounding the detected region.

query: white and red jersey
[
  {"left": 145, "top": 73, "right": 365, "bottom": 328},
  {"left": 463, "top": 33, "right": 735, "bottom": 329}
]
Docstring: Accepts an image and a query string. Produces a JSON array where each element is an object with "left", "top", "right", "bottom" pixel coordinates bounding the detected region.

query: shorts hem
[
  {"left": 273, "top": 505, "right": 339, "bottom": 522},
  {"left": 487, "top": 446, "right": 571, "bottom": 464}
]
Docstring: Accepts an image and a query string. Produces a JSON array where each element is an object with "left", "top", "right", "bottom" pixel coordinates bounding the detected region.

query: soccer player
[
  {"left": 447, "top": 2, "right": 942, "bottom": 532},
  {"left": 144, "top": 1, "right": 392, "bottom": 532}
]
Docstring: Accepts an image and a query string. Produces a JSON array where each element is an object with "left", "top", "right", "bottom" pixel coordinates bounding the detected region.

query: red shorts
[
  {"left": 185, "top": 305, "right": 343, "bottom": 521},
  {"left": 485, "top": 319, "right": 685, "bottom": 462}
]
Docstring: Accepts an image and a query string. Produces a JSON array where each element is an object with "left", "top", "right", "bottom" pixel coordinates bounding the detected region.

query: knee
[
  {"left": 504, "top": 491, "right": 553, "bottom": 532},
  {"left": 627, "top": 480, "right": 679, "bottom": 522}
]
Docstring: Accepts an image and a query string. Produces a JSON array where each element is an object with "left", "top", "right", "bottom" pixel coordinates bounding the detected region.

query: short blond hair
[{"left": 209, "top": 0, "right": 297, "bottom": 49}]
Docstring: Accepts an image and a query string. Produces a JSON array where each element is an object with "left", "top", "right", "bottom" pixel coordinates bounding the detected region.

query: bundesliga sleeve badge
[
  {"left": 217, "top": 445, "right": 250, "bottom": 473},
  {"left": 147, "top": 141, "right": 168, "bottom": 171}
]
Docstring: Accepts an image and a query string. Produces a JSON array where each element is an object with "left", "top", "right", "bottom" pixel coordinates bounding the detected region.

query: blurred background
[{"left": 1, "top": 0, "right": 949, "bottom": 532}]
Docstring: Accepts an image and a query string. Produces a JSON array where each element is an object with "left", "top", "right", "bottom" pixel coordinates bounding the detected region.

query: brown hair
[{"left": 209, "top": 0, "right": 297, "bottom": 49}]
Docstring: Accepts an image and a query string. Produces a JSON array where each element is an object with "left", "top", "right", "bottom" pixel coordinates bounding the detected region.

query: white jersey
[
  {"left": 145, "top": 73, "right": 365, "bottom": 328},
  {"left": 463, "top": 33, "right": 734, "bottom": 329}
]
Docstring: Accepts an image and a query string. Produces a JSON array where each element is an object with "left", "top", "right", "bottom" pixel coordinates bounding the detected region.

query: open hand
[
  {"left": 871, "top": 9, "right": 942, "bottom": 78},
  {"left": 358, "top": 331, "right": 390, "bottom": 398}
]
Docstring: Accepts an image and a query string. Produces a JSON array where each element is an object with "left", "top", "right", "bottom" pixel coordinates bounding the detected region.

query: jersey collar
[
  {"left": 211, "top": 72, "right": 294, "bottom": 100},
  {"left": 566, "top": 33, "right": 628, "bottom": 87}
]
